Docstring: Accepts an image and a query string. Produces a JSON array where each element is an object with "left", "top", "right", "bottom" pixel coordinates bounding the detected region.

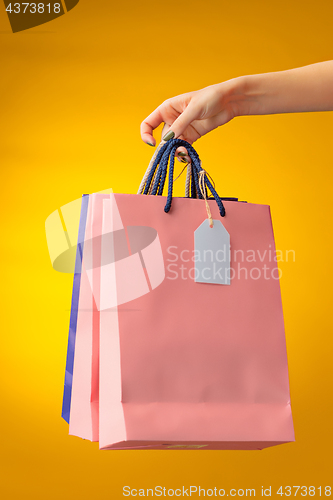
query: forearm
[
  {"left": 230, "top": 61, "right": 333, "bottom": 117},
  {"left": 141, "top": 61, "right": 333, "bottom": 146}
]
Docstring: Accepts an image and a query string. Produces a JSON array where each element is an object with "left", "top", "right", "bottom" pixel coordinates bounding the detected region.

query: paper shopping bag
[
  {"left": 61, "top": 194, "right": 89, "bottom": 425},
  {"left": 63, "top": 193, "right": 112, "bottom": 441},
  {"left": 70, "top": 138, "right": 294, "bottom": 451}
]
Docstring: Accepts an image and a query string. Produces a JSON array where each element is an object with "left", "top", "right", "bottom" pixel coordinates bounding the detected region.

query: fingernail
[
  {"left": 181, "top": 158, "right": 187, "bottom": 164},
  {"left": 146, "top": 142, "right": 154, "bottom": 147},
  {"left": 178, "top": 152, "right": 187, "bottom": 157},
  {"left": 162, "top": 130, "right": 175, "bottom": 141}
]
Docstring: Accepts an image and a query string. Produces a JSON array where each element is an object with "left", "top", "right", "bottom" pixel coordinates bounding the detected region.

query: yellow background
[{"left": 1, "top": 0, "right": 332, "bottom": 498}]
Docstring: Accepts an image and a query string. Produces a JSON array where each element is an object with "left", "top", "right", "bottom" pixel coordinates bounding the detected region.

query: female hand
[
  {"left": 140, "top": 61, "right": 333, "bottom": 161},
  {"left": 140, "top": 78, "right": 247, "bottom": 160}
]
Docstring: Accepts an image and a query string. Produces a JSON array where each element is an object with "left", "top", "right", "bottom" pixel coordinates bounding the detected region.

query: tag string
[{"left": 198, "top": 169, "right": 214, "bottom": 228}]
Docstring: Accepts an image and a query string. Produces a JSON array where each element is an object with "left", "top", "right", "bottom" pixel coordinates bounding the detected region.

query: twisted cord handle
[
  {"left": 137, "top": 141, "right": 166, "bottom": 194},
  {"left": 139, "top": 139, "right": 226, "bottom": 218},
  {"left": 185, "top": 163, "right": 191, "bottom": 198}
]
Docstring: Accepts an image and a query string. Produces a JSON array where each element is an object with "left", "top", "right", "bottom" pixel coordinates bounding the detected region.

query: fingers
[
  {"left": 176, "top": 147, "right": 191, "bottom": 164},
  {"left": 141, "top": 94, "right": 201, "bottom": 152},
  {"left": 140, "top": 99, "right": 179, "bottom": 147},
  {"left": 140, "top": 111, "right": 162, "bottom": 147},
  {"left": 160, "top": 124, "right": 190, "bottom": 163},
  {"left": 162, "top": 102, "right": 200, "bottom": 142}
]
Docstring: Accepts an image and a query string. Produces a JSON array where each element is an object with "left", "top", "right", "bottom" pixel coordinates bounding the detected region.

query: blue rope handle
[
  {"left": 142, "top": 139, "right": 225, "bottom": 217},
  {"left": 143, "top": 143, "right": 170, "bottom": 195}
]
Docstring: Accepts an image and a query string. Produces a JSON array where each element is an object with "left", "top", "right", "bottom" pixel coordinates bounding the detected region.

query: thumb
[{"left": 162, "top": 102, "right": 200, "bottom": 141}]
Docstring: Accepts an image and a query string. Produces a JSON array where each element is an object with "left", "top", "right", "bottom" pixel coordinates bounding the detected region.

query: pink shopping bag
[
  {"left": 77, "top": 138, "right": 295, "bottom": 451},
  {"left": 68, "top": 193, "right": 110, "bottom": 441}
]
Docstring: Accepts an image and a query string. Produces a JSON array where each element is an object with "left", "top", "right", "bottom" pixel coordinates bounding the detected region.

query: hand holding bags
[{"left": 63, "top": 139, "right": 294, "bottom": 450}]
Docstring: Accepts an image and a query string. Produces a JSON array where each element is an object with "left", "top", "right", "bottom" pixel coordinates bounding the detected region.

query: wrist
[
  {"left": 235, "top": 73, "right": 270, "bottom": 117},
  {"left": 215, "top": 75, "right": 265, "bottom": 119}
]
